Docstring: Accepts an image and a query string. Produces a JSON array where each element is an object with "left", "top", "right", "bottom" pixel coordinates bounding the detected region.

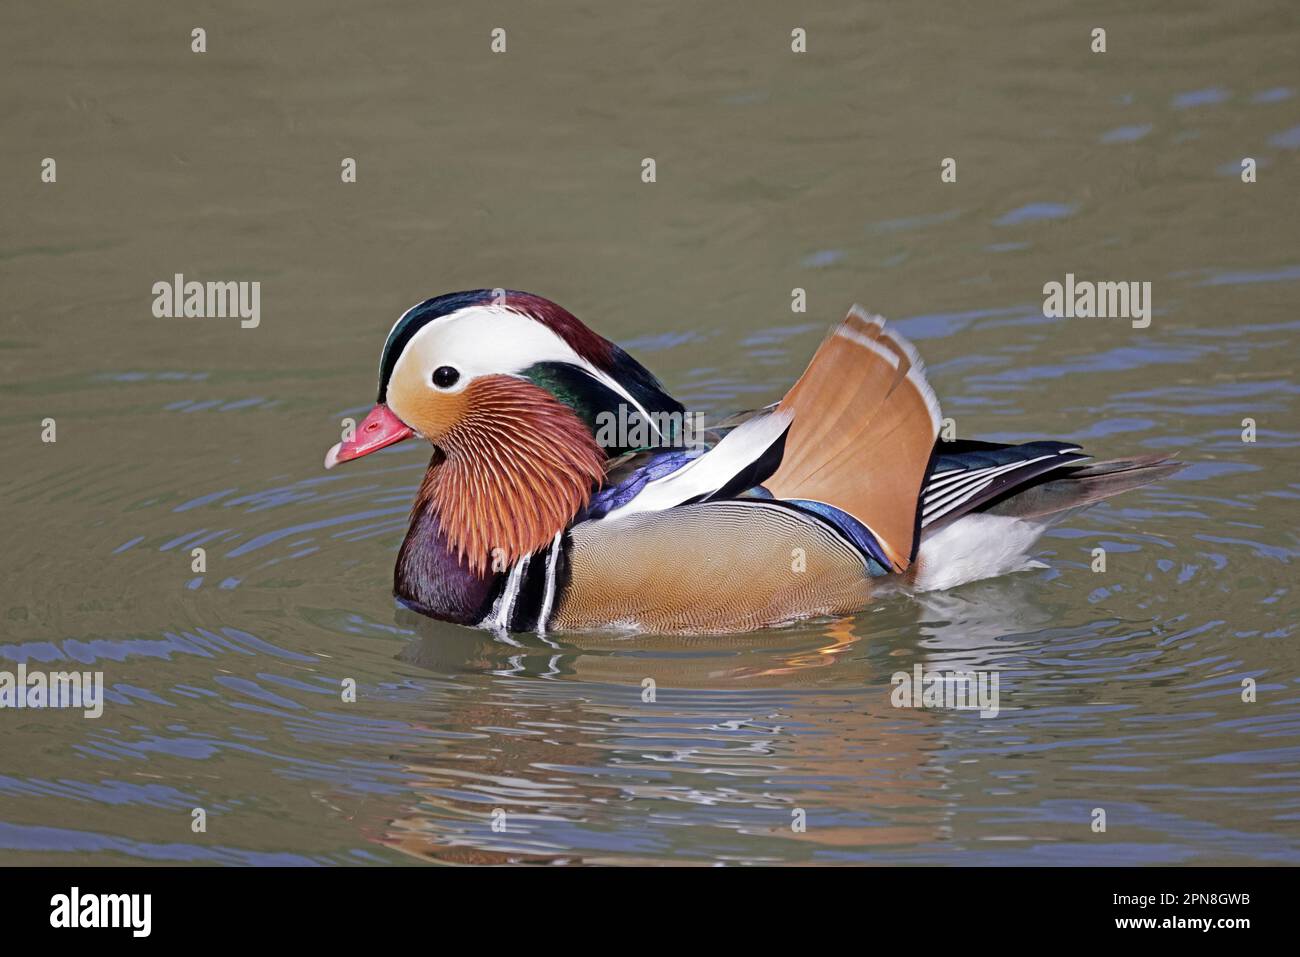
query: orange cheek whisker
[{"left": 415, "top": 375, "right": 606, "bottom": 574}]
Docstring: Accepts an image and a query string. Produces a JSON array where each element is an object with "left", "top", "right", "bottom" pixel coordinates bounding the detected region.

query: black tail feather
[{"left": 985, "top": 454, "right": 1186, "bottom": 521}]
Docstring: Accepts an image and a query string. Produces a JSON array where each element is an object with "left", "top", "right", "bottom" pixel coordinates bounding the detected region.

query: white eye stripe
[
  {"left": 392, "top": 305, "right": 580, "bottom": 392},
  {"left": 387, "top": 304, "right": 660, "bottom": 432}
]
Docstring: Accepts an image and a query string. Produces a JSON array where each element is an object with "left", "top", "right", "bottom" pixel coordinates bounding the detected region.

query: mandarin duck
[{"left": 324, "top": 290, "right": 1182, "bottom": 635}]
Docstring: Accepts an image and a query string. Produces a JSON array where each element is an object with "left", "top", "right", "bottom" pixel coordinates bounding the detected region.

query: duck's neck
[
  {"left": 395, "top": 490, "right": 499, "bottom": 625},
  {"left": 394, "top": 379, "right": 606, "bottom": 624}
]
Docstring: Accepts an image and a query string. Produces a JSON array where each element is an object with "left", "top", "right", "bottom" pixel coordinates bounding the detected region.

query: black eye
[{"left": 432, "top": 366, "right": 460, "bottom": 389}]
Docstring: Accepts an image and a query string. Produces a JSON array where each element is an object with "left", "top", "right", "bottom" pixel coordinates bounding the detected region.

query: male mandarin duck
[{"left": 324, "top": 290, "right": 1181, "bottom": 635}]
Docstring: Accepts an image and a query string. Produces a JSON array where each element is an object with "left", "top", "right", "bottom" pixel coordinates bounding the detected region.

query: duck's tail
[
  {"left": 763, "top": 306, "right": 941, "bottom": 572},
  {"left": 982, "top": 453, "right": 1187, "bottom": 522},
  {"left": 909, "top": 453, "right": 1186, "bottom": 592}
]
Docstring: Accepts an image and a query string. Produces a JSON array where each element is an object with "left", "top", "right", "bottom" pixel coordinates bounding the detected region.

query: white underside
[{"left": 912, "top": 513, "right": 1052, "bottom": 592}]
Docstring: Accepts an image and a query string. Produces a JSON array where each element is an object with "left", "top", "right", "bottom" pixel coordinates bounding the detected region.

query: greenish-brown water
[{"left": 1, "top": 0, "right": 1298, "bottom": 864}]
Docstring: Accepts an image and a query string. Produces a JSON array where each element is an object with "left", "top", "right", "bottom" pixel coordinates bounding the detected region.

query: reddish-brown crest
[{"left": 503, "top": 292, "right": 616, "bottom": 371}]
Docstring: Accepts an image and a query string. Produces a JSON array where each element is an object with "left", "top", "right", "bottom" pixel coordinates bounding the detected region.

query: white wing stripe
[
  {"left": 924, "top": 465, "right": 1015, "bottom": 512},
  {"left": 927, "top": 457, "right": 1042, "bottom": 498},
  {"left": 600, "top": 409, "right": 794, "bottom": 522},
  {"left": 922, "top": 479, "right": 995, "bottom": 525},
  {"left": 921, "top": 454, "right": 1056, "bottom": 521}
]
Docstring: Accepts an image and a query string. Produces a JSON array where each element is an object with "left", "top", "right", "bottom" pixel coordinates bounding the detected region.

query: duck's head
[{"left": 324, "top": 289, "right": 682, "bottom": 572}]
